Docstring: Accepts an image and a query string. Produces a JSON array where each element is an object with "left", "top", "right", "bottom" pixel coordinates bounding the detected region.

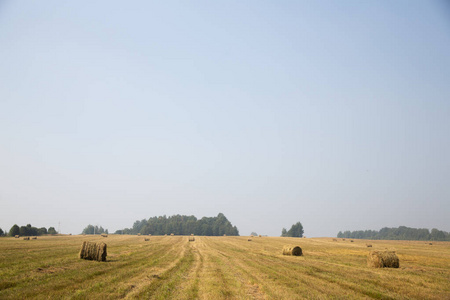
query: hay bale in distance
[
  {"left": 367, "top": 251, "right": 399, "bottom": 268},
  {"left": 223, "top": 234, "right": 226, "bottom": 236},
  {"left": 137, "top": 233, "right": 141, "bottom": 236},
  {"left": 259, "top": 235, "right": 262, "bottom": 237},
  {"left": 189, "top": 237, "right": 195, "bottom": 242},
  {"left": 350, "top": 240, "right": 354, "bottom": 242},
  {"left": 23, "top": 237, "right": 30, "bottom": 240},
  {"left": 333, "top": 238, "right": 338, "bottom": 242},
  {"left": 144, "top": 238, "right": 150, "bottom": 241},
  {"left": 429, "top": 243, "right": 433, "bottom": 245},
  {"left": 191, "top": 233, "right": 194, "bottom": 236},
  {"left": 248, "top": 238, "right": 252, "bottom": 241},
  {"left": 101, "top": 234, "right": 108, "bottom": 237},
  {"left": 342, "top": 238, "right": 346, "bottom": 241},
  {"left": 15, "top": 235, "right": 19, "bottom": 238},
  {"left": 79, "top": 241, "right": 107, "bottom": 262},
  {"left": 171, "top": 233, "right": 174, "bottom": 236},
  {"left": 32, "top": 236, "right": 37, "bottom": 240},
  {"left": 282, "top": 245, "right": 303, "bottom": 256},
  {"left": 366, "top": 244, "right": 372, "bottom": 247}
]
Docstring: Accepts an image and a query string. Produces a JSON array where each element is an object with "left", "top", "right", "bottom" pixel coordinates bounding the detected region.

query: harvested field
[{"left": 0, "top": 236, "right": 449, "bottom": 299}]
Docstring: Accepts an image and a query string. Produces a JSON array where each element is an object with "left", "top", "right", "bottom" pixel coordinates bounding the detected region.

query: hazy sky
[{"left": 1, "top": 1, "right": 449, "bottom": 237}]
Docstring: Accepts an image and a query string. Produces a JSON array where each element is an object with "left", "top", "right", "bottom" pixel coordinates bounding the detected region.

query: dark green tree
[
  {"left": 286, "top": 222, "right": 304, "bottom": 237},
  {"left": 9, "top": 224, "right": 20, "bottom": 236},
  {"left": 48, "top": 227, "right": 57, "bottom": 235},
  {"left": 281, "top": 228, "right": 287, "bottom": 237},
  {"left": 0, "top": 228, "right": 4, "bottom": 236}
]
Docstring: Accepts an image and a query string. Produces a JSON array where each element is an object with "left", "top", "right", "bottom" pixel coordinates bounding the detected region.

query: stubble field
[{"left": 0, "top": 235, "right": 449, "bottom": 299}]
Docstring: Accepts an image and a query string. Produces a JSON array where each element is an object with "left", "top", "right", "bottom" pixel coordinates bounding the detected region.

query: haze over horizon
[{"left": 1, "top": 1, "right": 449, "bottom": 237}]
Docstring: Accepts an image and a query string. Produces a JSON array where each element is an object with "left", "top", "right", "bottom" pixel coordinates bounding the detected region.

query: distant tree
[
  {"left": 105, "top": 229, "right": 109, "bottom": 234},
  {"left": 336, "top": 226, "right": 450, "bottom": 241},
  {"left": 0, "top": 228, "right": 4, "bottom": 236},
  {"left": 9, "top": 224, "right": 20, "bottom": 236},
  {"left": 250, "top": 232, "right": 258, "bottom": 236},
  {"left": 281, "top": 228, "right": 287, "bottom": 237},
  {"left": 48, "top": 227, "right": 57, "bottom": 235},
  {"left": 38, "top": 227, "right": 47, "bottom": 235},
  {"left": 285, "top": 222, "right": 304, "bottom": 238}
]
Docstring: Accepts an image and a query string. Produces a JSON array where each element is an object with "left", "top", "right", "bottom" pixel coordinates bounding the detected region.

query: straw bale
[
  {"left": 15, "top": 235, "right": 19, "bottom": 238},
  {"left": 23, "top": 237, "right": 30, "bottom": 240},
  {"left": 366, "top": 244, "right": 372, "bottom": 247},
  {"left": 79, "top": 241, "right": 107, "bottom": 262},
  {"left": 189, "top": 236, "right": 195, "bottom": 242},
  {"left": 282, "top": 245, "right": 302, "bottom": 256},
  {"left": 367, "top": 251, "right": 399, "bottom": 268},
  {"left": 144, "top": 238, "right": 150, "bottom": 241}
]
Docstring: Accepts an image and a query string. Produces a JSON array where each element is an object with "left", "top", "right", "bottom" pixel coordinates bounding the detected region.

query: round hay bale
[
  {"left": 429, "top": 243, "right": 433, "bottom": 245},
  {"left": 15, "top": 235, "right": 19, "bottom": 238},
  {"left": 366, "top": 244, "right": 372, "bottom": 247},
  {"left": 367, "top": 251, "right": 399, "bottom": 268},
  {"left": 350, "top": 240, "right": 354, "bottom": 242},
  {"left": 32, "top": 236, "right": 37, "bottom": 240},
  {"left": 282, "top": 245, "right": 302, "bottom": 256},
  {"left": 259, "top": 235, "right": 262, "bottom": 237},
  {"left": 23, "top": 237, "right": 30, "bottom": 240},
  {"left": 144, "top": 238, "right": 150, "bottom": 241},
  {"left": 79, "top": 241, "right": 107, "bottom": 262},
  {"left": 137, "top": 233, "right": 141, "bottom": 236},
  {"left": 248, "top": 238, "right": 252, "bottom": 241},
  {"left": 170, "top": 233, "right": 174, "bottom": 236},
  {"left": 332, "top": 238, "right": 338, "bottom": 242},
  {"left": 191, "top": 234, "right": 194, "bottom": 236},
  {"left": 189, "top": 237, "right": 195, "bottom": 242}
]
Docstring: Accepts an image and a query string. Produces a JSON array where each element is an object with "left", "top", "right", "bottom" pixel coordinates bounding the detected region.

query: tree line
[
  {"left": 113, "top": 213, "right": 239, "bottom": 236},
  {"left": 281, "top": 222, "right": 304, "bottom": 237},
  {"left": 3, "top": 224, "right": 57, "bottom": 237},
  {"left": 81, "top": 225, "right": 108, "bottom": 235},
  {"left": 337, "top": 226, "right": 450, "bottom": 241}
]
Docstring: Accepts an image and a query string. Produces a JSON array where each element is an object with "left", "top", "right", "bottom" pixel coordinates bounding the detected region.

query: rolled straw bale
[
  {"left": 189, "top": 237, "right": 195, "bottom": 242},
  {"left": 333, "top": 239, "right": 338, "bottom": 242},
  {"left": 366, "top": 244, "right": 372, "bottom": 247},
  {"left": 32, "top": 236, "right": 37, "bottom": 240},
  {"left": 367, "top": 251, "right": 399, "bottom": 268},
  {"left": 259, "top": 235, "right": 262, "bottom": 237},
  {"left": 144, "top": 238, "right": 150, "bottom": 241},
  {"left": 137, "top": 233, "right": 141, "bottom": 236},
  {"left": 350, "top": 240, "right": 354, "bottom": 242},
  {"left": 79, "top": 241, "right": 107, "bottom": 262},
  {"left": 342, "top": 238, "right": 345, "bottom": 241},
  {"left": 23, "top": 237, "right": 30, "bottom": 240},
  {"left": 223, "top": 234, "right": 226, "bottom": 236},
  {"left": 171, "top": 233, "right": 174, "bottom": 236},
  {"left": 191, "top": 233, "right": 194, "bottom": 236},
  {"left": 101, "top": 234, "right": 108, "bottom": 237},
  {"left": 15, "top": 235, "right": 19, "bottom": 238},
  {"left": 429, "top": 243, "right": 433, "bottom": 245},
  {"left": 282, "top": 245, "right": 302, "bottom": 256},
  {"left": 248, "top": 238, "right": 252, "bottom": 241}
]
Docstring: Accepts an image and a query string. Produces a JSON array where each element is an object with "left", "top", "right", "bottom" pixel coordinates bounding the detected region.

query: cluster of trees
[
  {"left": 81, "top": 225, "right": 108, "bottom": 235},
  {"left": 6, "top": 224, "right": 57, "bottom": 236},
  {"left": 281, "top": 222, "right": 304, "bottom": 237},
  {"left": 337, "top": 226, "right": 450, "bottom": 241},
  {"left": 115, "top": 213, "right": 239, "bottom": 236}
]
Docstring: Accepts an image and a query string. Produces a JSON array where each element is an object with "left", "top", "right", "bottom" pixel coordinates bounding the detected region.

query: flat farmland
[{"left": 0, "top": 235, "right": 449, "bottom": 299}]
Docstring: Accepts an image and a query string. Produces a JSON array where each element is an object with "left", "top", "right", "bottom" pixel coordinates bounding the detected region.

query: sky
[{"left": 1, "top": 1, "right": 449, "bottom": 237}]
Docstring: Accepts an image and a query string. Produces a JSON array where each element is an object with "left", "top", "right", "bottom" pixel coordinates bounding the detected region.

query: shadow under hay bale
[
  {"left": 283, "top": 245, "right": 302, "bottom": 256},
  {"left": 79, "top": 241, "right": 107, "bottom": 262},
  {"left": 367, "top": 251, "right": 399, "bottom": 268},
  {"left": 189, "top": 237, "right": 195, "bottom": 242}
]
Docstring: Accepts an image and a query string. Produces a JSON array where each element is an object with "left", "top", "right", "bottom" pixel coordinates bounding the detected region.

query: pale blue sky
[{"left": 1, "top": 1, "right": 449, "bottom": 236}]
